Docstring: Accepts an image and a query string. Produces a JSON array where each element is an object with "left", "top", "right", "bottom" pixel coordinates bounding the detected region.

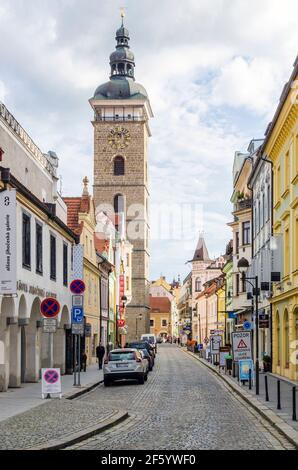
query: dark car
[
  {"left": 128, "top": 342, "right": 155, "bottom": 366},
  {"left": 139, "top": 348, "right": 154, "bottom": 371}
]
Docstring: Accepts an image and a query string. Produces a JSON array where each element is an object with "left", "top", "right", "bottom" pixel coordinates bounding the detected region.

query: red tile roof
[
  {"left": 149, "top": 296, "right": 171, "bottom": 313},
  {"left": 63, "top": 197, "right": 82, "bottom": 234}
]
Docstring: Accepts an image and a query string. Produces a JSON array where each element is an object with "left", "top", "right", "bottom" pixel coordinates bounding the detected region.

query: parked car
[
  {"left": 128, "top": 341, "right": 155, "bottom": 366},
  {"left": 139, "top": 348, "right": 154, "bottom": 371},
  {"left": 140, "top": 350, "right": 150, "bottom": 375},
  {"left": 141, "top": 334, "right": 157, "bottom": 353},
  {"left": 103, "top": 349, "right": 148, "bottom": 386},
  {"left": 156, "top": 336, "right": 163, "bottom": 344}
]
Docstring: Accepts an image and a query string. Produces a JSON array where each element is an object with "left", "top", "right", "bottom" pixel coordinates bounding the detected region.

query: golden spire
[{"left": 120, "top": 7, "right": 125, "bottom": 26}]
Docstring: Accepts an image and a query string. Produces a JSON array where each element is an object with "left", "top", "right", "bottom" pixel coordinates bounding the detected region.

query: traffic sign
[
  {"left": 42, "top": 318, "right": 57, "bottom": 333},
  {"left": 72, "top": 295, "right": 84, "bottom": 307},
  {"left": 70, "top": 279, "right": 85, "bottom": 294},
  {"left": 72, "top": 323, "right": 84, "bottom": 335},
  {"left": 72, "top": 306, "right": 84, "bottom": 324},
  {"left": 40, "top": 298, "right": 60, "bottom": 318},
  {"left": 42, "top": 368, "right": 61, "bottom": 398},
  {"left": 243, "top": 321, "right": 252, "bottom": 331},
  {"left": 232, "top": 331, "right": 252, "bottom": 361},
  {"left": 210, "top": 335, "right": 222, "bottom": 354}
]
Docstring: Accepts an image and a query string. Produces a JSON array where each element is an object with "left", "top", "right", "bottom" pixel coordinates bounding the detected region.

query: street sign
[
  {"left": 70, "top": 279, "right": 86, "bottom": 294},
  {"left": 72, "top": 306, "right": 84, "bottom": 324},
  {"left": 219, "top": 347, "right": 230, "bottom": 367},
  {"left": 42, "top": 318, "right": 57, "bottom": 333},
  {"left": 210, "top": 335, "right": 222, "bottom": 354},
  {"left": 72, "top": 295, "right": 84, "bottom": 307},
  {"left": 42, "top": 368, "right": 62, "bottom": 398},
  {"left": 239, "top": 359, "right": 254, "bottom": 382},
  {"left": 232, "top": 331, "right": 252, "bottom": 361},
  {"left": 40, "top": 298, "right": 60, "bottom": 318},
  {"left": 243, "top": 321, "right": 252, "bottom": 331},
  {"left": 72, "top": 323, "right": 84, "bottom": 335},
  {"left": 118, "top": 319, "right": 125, "bottom": 327}
]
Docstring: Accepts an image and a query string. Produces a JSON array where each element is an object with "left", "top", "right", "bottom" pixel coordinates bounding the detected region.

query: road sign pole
[
  {"left": 73, "top": 334, "right": 77, "bottom": 386},
  {"left": 78, "top": 334, "right": 81, "bottom": 386}
]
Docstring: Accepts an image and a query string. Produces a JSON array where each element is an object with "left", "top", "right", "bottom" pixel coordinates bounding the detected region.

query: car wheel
[
  {"left": 138, "top": 374, "right": 145, "bottom": 384},
  {"left": 104, "top": 378, "right": 110, "bottom": 387},
  {"left": 144, "top": 373, "right": 148, "bottom": 381}
]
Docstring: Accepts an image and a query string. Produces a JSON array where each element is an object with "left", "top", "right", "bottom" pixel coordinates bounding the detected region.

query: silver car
[{"left": 103, "top": 348, "right": 148, "bottom": 386}]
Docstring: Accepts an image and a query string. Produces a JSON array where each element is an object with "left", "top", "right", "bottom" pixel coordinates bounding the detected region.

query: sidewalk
[
  {"left": 186, "top": 350, "right": 298, "bottom": 447},
  {"left": 0, "top": 364, "right": 103, "bottom": 422}
]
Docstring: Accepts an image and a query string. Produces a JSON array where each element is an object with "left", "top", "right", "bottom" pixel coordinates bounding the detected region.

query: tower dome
[{"left": 93, "top": 18, "right": 148, "bottom": 101}]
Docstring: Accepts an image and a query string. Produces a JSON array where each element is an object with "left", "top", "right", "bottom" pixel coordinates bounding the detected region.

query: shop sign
[{"left": 0, "top": 189, "right": 16, "bottom": 295}]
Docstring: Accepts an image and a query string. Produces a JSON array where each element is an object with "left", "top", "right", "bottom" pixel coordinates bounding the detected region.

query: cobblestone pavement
[
  {"left": 69, "top": 344, "right": 294, "bottom": 450},
  {"left": 0, "top": 399, "right": 116, "bottom": 450}
]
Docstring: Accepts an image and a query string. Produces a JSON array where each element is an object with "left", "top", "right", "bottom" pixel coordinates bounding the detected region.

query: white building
[{"left": 0, "top": 102, "right": 77, "bottom": 391}]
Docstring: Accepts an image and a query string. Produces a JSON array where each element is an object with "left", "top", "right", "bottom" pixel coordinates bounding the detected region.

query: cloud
[{"left": 0, "top": 0, "right": 297, "bottom": 282}]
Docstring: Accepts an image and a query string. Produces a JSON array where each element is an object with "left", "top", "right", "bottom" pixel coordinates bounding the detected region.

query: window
[
  {"left": 262, "top": 193, "right": 265, "bottom": 228},
  {"left": 195, "top": 277, "right": 201, "bottom": 292},
  {"left": 236, "top": 274, "right": 240, "bottom": 296},
  {"left": 241, "top": 273, "right": 246, "bottom": 293},
  {"left": 284, "top": 227, "right": 289, "bottom": 276},
  {"left": 276, "top": 165, "right": 281, "bottom": 203},
  {"left": 162, "top": 319, "right": 167, "bottom": 327},
  {"left": 114, "top": 194, "right": 125, "bottom": 214},
  {"left": 235, "top": 232, "right": 239, "bottom": 254},
  {"left": 114, "top": 156, "right": 125, "bottom": 175},
  {"left": 36, "top": 222, "right": 43, "bottom": 274},
  {"left": 150, "top": 319, "right": 154, "bottom": 327},
  {"left": 284, "top": 150, "right": 290, "bottom": 190},
  {"left": 63, "top": 243, "right": 68, "bottom": 286},
  {"left": 22, "top": 213, "right": 31, "bottom": 268},
  {"left": 126, "top": 276, "right": 130, "bottom": 291},
  {"left": 242, "top": 221, "right": 250, "bottom": 245},
  {"left": 50, "top": 235, "right": 56, "bottom": 280},
  {"left": 126, "top": 253, "right": 130, "bottom": 267}
]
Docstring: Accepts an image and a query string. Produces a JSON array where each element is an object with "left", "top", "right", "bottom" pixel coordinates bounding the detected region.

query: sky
[{"left": 0, "top": 0, "right": 298, "bottom": 282}]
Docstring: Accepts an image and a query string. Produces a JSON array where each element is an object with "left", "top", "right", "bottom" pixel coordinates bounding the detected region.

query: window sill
[
  {"left": 50, "top": 277, "right": 57, "bottom": 282},
  {"left": 22, "top": 264, "right": 31, "bottom": 271},
  {"left": 36, "top": 270, "right": 43, "bottom": 276}
]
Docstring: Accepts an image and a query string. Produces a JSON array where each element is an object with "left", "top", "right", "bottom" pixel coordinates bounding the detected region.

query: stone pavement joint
[{"left": 185, "top": 350, "right": 298, "bottom": 449}]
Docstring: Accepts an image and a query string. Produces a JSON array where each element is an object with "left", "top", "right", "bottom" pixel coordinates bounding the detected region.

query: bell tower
[{"left": 90, "top": 17, "right": 153, "bottom": 341}]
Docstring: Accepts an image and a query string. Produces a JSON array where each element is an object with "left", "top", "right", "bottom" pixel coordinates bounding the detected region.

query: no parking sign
[{"left": 42, "top": 368, "right": 62, "bottom": 398}]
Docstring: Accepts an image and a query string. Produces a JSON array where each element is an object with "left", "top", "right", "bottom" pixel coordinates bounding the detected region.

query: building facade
[
  {"left": 0, "top": 102, "right": 77, "bottom": 391},
  {"left": 90, "top": 20, "right": 153, "bottom": 341},
  {"left": 263, "top": 57, "right": 298, "bottom": 381}
]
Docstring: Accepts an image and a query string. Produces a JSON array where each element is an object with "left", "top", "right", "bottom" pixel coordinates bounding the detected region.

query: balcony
[{"left": 233, "top": 199, "right": 252, "bottom": 213}]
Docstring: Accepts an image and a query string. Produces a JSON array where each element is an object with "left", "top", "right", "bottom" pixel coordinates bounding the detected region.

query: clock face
[{"left": 108, "top": 126, "right": 131, "bottom": 150}]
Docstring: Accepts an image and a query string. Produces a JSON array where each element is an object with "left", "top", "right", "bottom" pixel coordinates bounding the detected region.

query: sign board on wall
[
  {"left": 0, "top": 189, "right": 16, "bottom": 295},
  {"left": 71, "top": 244, "right": 84, "bottom": 281},
  {"left": 232, "top": 331, "right": 252, "bottom": 361}
]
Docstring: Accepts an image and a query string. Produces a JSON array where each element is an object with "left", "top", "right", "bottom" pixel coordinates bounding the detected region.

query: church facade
[{"left": 90, "top": 20, "right": 153, "bottom": 340}]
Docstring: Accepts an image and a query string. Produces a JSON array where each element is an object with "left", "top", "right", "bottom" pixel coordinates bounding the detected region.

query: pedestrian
[
  {"left": 81, "top": 351, "right": 87, "bottom": 372},
  {"left": 96, "top": 342, "right": 105, "bottom": 370}
]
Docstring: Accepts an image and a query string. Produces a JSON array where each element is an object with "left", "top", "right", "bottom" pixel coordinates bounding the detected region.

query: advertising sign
[
  {"left": 232, "top": 331, "right": 252, "bottom": 361},
  {"left": 239, "top": 359, "right": 254, "bottom": 381},
  {"left": 85, "top": 323, "right": 92, "bottom": 337},
  {"left": 41, "top": 368, "right": 62, "bottom": 398},
  {"left": 0, "top": 189, "right": 16, "bottom": 295},
  {"left": 219, "top": 346, "right": 230, "bottom": 366}
]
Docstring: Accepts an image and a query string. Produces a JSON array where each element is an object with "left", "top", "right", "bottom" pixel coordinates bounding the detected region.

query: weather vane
[{"left": 120, "top": 7, "right": 126, "bottom": 25}]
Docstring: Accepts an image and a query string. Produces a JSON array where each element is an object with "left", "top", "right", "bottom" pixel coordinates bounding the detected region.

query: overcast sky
[{"left": 0, "top": 0, "right": 297, "bottom": 282}]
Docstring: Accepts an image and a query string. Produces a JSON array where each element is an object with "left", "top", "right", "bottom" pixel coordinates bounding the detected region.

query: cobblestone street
[{"left": 69, "top": 344, "right": 294, "bottom": 450}]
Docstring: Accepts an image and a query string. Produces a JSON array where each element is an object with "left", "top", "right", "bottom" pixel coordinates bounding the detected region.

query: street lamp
[{"left": 237, "top": 257, "right": 260, "bottom": 395}]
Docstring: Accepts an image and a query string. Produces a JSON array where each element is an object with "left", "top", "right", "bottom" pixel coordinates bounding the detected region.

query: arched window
[
  {"left": 114, "top": 156, "right": 125, "bottom": 175},
  {"left": 114, "top": 194, "right": 125, "bottom": 214},
  {"left": 195, "top": 277, "right": 201, "bottom": 292},
  {"left": 284, "top": 309, "right": 289, "bottom": 368},
  {"left": 276, "top": 311, "right": 281, "bottom": 366}
]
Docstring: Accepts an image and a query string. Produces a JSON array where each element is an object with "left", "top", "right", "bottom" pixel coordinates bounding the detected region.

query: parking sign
[{"left": 72, "top": 306, "right": 84, "bottom": 324}]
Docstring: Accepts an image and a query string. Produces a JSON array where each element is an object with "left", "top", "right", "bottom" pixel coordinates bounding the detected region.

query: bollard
[
  {"left": 277, "top": 380, "right": 281, "bottom": 410},
  {"left": 249, "top": 369, "right": 252, "bottom": 390},
  {"left": 293, "top": 387, "right": 297, "bottom": 421},
  {"left": 265, "top": 375, "right": 269, "bottom": 401}
]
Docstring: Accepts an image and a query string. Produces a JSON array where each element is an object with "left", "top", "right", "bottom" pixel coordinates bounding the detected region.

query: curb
[
  {"left": 184, "top": 349, "right": 298, "bottom": 449},
  {"left": 65, "top": 379, "right": 104, "bottom": 400},
  {"left": 29, "top": 410, "right": 129, "bottom": 450}
]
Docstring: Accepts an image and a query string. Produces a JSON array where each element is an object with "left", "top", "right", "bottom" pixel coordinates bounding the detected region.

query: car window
[{"left": 109, "top": 352, "right": 135, "bottom": 361}]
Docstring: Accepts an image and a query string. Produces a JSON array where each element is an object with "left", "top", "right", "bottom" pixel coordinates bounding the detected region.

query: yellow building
[
  {"left": 149, "top": 296, "right": 172, "bottom": 340},
  {"left": 264, "top": 57, "right": 298, "bottom": 381},
  {"left": 64, "top": 178, "right": 101, "bottom": 365}
]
